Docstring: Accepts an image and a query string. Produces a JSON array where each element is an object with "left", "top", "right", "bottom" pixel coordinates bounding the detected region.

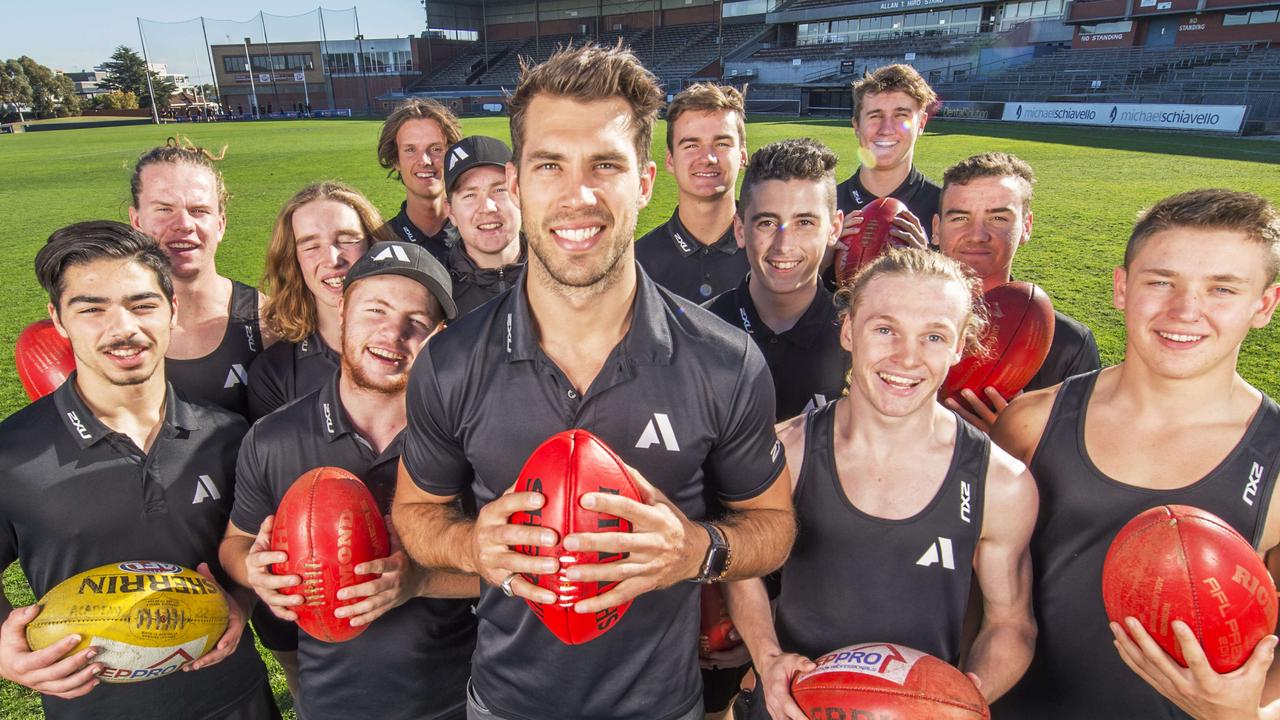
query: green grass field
[{"left": 0, "top": 116, "right": 1277, "bottom": 716}]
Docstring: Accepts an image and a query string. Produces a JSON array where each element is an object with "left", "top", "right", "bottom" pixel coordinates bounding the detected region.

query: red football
[
  {"left": 941, "top": 281, "right": 1054, "bottom": 406},
  {"left": 699, "top": 584, "right": 741, "bottom": 655},
  {"left": 509, "top": 429, "right": 642, "bottom": 645},
  {"left": 271, "top": 466, "right": 390, "bottom": 643},
  {"left": 836, "top": 197, "right": 909, "bottom": 286},
  {"left": 1102, "top": 505, "right": 1278, "bottom": 673},
  {"left": 15, "top": 319, "right": 74, "bottom": 401},
  {"left": 791, "top": 642, "right": 989, "bottom": 719}
]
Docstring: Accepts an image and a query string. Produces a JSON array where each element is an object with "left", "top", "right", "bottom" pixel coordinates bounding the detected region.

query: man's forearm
[
  {"left": 963, "top": 619, "right": 1036, "bottom": 701},
  {"left": 218, "top": 535, "right": 254, "bottom": 591},
  {"left": 719, "top": 507, "right": 795, "bottom": 580},
  {"left": 724, "top": 578, "right": 784, "bottom": 662},
  {"left": 415, "top": 568, "right": 481, "bottom": 599},
  {"left": 392, "top": 499, "right": 478, "bottom": 575}
]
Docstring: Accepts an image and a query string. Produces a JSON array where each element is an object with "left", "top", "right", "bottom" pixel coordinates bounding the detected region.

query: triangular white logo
[
  {"left": 192, "top": 475, "right": 222, "bottom": 504},
  {"left": 373, "top": 245, "right": 411, "bottom": 263},
  {"left": 915, "top": 537, "right": 955, "bottom": 570},
  {"left": 223, "top": 364, "right": 248, "bottom": 388},
  {"left": 449, "top": 146, "right": 469, "bottom": 169},
  {"left": 635, "top": 413, "right": 680, "bottom": 451}
]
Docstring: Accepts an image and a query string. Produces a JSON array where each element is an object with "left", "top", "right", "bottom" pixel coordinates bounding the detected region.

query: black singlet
[
  {"left": 775, "top": 402, "right": 989, "bottom": 663},
  {"left": 167, "top": 280, "right": 263, "bottom": 417},
  {"left": 995, "top": 371, "right": 1280, "bottom": 719}
]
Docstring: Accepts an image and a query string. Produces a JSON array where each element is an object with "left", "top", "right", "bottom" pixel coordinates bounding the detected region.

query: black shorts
[
  {"left": 702, "top": 663, "right": 751, "bottom": 713},
  {"left": 219, "top": 679, "right": 283, "bottom": 720},
  {"left": 251, "top": 601, "right": 298, "bottom": 653}
]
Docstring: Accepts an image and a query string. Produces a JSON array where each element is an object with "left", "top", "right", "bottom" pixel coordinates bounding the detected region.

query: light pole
[{"left": 243, "top": 37, "right": 259, "bottom": 119}]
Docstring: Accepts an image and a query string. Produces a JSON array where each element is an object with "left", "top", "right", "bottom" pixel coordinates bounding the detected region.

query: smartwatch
[{"left": 689, "top": 521, "right": 731, "bottom": 583}]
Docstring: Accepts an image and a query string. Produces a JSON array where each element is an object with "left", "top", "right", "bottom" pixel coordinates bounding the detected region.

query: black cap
[
  {"left": 443, "top": 135, "right": 512, "bottom": 194},
  {"left": 343, "top": 241, "right": 458, "bottom": 321}
]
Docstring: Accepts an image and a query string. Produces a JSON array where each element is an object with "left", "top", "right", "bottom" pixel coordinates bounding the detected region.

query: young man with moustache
[
  {"left": 248, "top": 182, "right": 395, "bottom": 422},
  {"left": 222, "top": 241, "right": 479, "bottom": 720},
  {"left": 0, "top": 221, "right": 276, "bottom": 719},
  {"left": 442, "top": 135, "right": 526, "bottom": 316},
  {"left": 729, "top": 247, "right": 1038, "bottom": 720},
  {"left": 706, "top": 137, "right": 850, "bottom": 421},
  {"left": 636, "top": 83, "right": 750, "bottom": 302},
  {"left": 932, "top": 153, "right": 1101, "bottom": 431},
  {"left": 377, "top": 99, "right": 464, "bottom": 265},
  {"left": 391, "top": 45, "right": 796, "bottom": 720},
  {"left": 128, "top": 138, "right": 277, "bottom": 417},
  {"left": 993, "top": 189, "right": 1280, "bottom": 719}
]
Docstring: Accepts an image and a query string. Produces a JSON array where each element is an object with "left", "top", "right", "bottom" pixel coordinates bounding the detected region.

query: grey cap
[
  {"left": 443, "top": 135, "right": 512, "bottom": 194},
  {"left": 343, "top": 240, "right": 458, "bottom": 321}
]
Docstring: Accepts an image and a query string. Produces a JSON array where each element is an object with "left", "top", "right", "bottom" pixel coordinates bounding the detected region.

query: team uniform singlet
[
  {"left": 167, "top": 280, "right": 263, "bottom": 417},
  {"left": 745, "top": 403, "right": 989, "bottom": 720},
  {"left": 995, "top": 371, "right": 1280, "bottom": 720}
]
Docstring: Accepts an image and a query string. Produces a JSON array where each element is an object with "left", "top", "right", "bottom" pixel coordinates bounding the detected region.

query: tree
[
  {"left": 16, "top": 57, "right": 79, "bottom": 118},
  {"left": 99, "top": 46, "right": 175, "bottom": 110},
  {"left": 87, "top": 90, "right": 139, "bottom": 110},
  {"left": 0, "top": 59, "right": 33, "bottom": 122}
]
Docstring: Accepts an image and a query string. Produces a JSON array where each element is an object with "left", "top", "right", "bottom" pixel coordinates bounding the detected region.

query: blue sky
[{"left": 3, "top": 1, "right": 427, "bottom": 75}]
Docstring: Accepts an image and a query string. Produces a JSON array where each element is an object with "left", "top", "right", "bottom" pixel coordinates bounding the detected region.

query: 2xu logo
[{"left": 509, "top": 429, "right": 642, "bottom": 644}]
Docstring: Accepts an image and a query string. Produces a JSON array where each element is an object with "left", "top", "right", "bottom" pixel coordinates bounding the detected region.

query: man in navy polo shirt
[
  {"left": 392, "top": 44, "right": 796, "bottom": 720},
  {"left": 0, "top": 221, "right": 275, "bottom": 719},
  {"left": 222, "top": 241, "right": 478, "bottom": 720}
]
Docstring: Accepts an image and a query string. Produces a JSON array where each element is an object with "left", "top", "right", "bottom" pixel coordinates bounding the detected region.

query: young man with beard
[
  {"left": 729, "top": 248, "right": 1038, "bottom": 720},
  {"left": 993, "top": 190, "right": 1280, "bottom": 719},
  {"left": 377, "top": 99, "right": 464, "bottom": 265},
  {"left": 443, "top": 135, "right": 526, "bottom": 316},
  {"left": 933, "top": 153, "right": 1101, "bottom": 431},
  {"left": 248, "top": 182, "right": 394, "bottom": 422},
  {"left": 222, "top": 241, "right": 479, "bottom": 720},
  {"left": 0, "top": 221, "right": 275, "bottom": 719},
  {"left": 636, "top": 83, "right": 750, "bottom": 302},
  {"left": 128, "top": 138, "right": 277, "bottom": 417},
  {"left": 391, "top": 44, "right": 796, "bottom": 720},
  {"left": 707, "top": 138, "right": 850, "bottom": 422}
]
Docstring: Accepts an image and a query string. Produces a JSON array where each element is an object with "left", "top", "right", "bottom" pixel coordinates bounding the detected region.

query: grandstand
[{"left": 400, "top": 0, "right": 1279, "bottom": 132}]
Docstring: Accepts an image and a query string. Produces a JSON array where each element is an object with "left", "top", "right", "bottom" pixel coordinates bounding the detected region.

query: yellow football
[{"left": 27, "top": 561, "right": 228, "bottom": 683}]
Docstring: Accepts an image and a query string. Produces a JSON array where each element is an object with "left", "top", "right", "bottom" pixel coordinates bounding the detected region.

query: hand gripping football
[
  {"left": 700, "top": 584, "right": 741, "bottom": 655},
  {"left": 509, "top": 429, "right": 643, "bottom": 645},
  {"left": 791, "top": 642, "right": 989, "bottom": 719},
  {"left": 1103, "top": 504, "right": 1278, "bottom": 673},
  {"left": 942, "top": 281, "right": 1055, "bottom": 407},
  {"left": 836, "top": 197, "right": 909, "bottom": 286},
  {"left": 15, "top": 319, "right": 74, "bottom": 401},
  {"left": 27, "top": 561, "right": 228, "bottom": 683},
  {"left": 271, "top": 466, "right": 390, "bottom": 643}
]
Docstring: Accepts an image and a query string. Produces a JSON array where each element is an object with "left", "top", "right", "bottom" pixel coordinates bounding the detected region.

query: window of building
[
  {"left": 223, "top": 56, "right": 248, "bottom": 73},
  {"left": 1223, "top": 11, "right": 1248, "bottom": 24},
  {"left": 1249, "top": 9, "right": 1278, "bottom": 23},
  {"left": 1079, "top": 20, "right": 1134, "bottom": 32}
]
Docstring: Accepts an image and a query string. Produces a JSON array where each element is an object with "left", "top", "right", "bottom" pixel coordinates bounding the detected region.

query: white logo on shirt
[
  {"left": 802, "top": 394, "right": 831, "bottom": 413},
  {"left": 66, "top": 411, "right": 91, "bottom": 440},
  {"left": 373, "top": 244, "right": 411, "bottom": 263},
  {"left": 1244, "top": 461, "right": 1264, "bottom": 506},
  {"left": 448, "top": 146, "right": 470, "bottom": 169},
  {"left": 323, "top": 402, "right": 335, "bottom": 435},
  {"left": 916, "top": 537, "right": 956, "bottom": 570},
  {"left": 635, "top": 413, "right": 680, "bottom": 451},
  {"left": 505, "top": 313, "right": 513, "bottom": 354},
  {"left": 960, "top": 481, "right": 972, "bottom": 524},
  {"left": 244, "top": 325, "right": 257, "bottom": 353},
  {"left": 192, "top": 475, "right": 222, "bottom": 504},
  {"left": 770, "top": 439, "right": 781, "bottom": 464},
  {"left": 224, "top": 364, "right": 248, "bottom": 388},
  {"left": 672, "top": 232, "right": 692, "bottom": 254},
  {"left": 738, "top": 308, "right": 753, "bottom": 334}
]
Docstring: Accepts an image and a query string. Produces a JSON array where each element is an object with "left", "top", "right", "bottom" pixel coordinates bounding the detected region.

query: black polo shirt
[
  {"left": 635, "top": 208, "right": 749, "bottom": 302},
  {"left": 1026, "top": 310, "right": 1101, "bottom": 392},
  {"left": 445, "top": 236, "right": 525, "bottom": 317},
  {"left": 403, "top": 265, "right": 786, "bottom": 720},
  {"left": 383, "top": 201, "right": 453, "bottom": 266},
  {"left": 705, "top": 279, "right": 849, "bottom": 422},
  {"left": 0, "top": 376, "right": 269, "bottom": 720},
  {"left": 232, "top": 374, "right": 476, "bottom": 720},
  {"left": 246, "top": 331, "right": 340, "bottom": 422},
  {"left": 835, "top": 165, "right": 941, "bottom": 232}
]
